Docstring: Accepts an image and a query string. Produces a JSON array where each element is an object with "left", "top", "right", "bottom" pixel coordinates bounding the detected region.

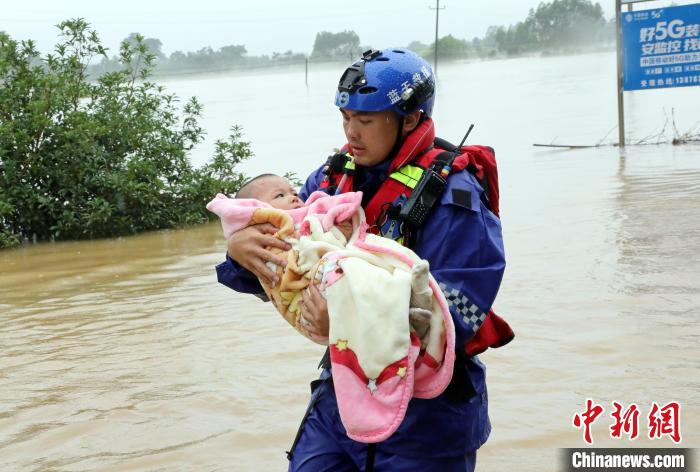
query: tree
[
  {"left": 406, "top": 40, "right": 430, "bottom": 56},
  {"left": 483, "top": 0, "right": 608, "bottom": 56},
  {"left": 311, "top": 31, "right": 360, "bottom": 59},
  {"left": 168, "top": 50, "right": 187, "bottom": 66},
  {"left": 0, "top": 19, "right": 250, "bottom": 248},
  {"left": 528, "top": 0, "right": 606, "bottom": 48},
  {"left": 124, "top": 32, "right": 165, "bottom": 59},
  {"left": 431, "top": 35, "right": 471, "bottom": 59},
  {"left": 219, "top": 44, "right": 247, "bottom": 64}
]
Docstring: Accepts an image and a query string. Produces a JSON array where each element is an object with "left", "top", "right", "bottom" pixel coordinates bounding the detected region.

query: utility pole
[
  {"left": 429, "top": 0, "right": 446, "bottom": 77},
  {"left": 615, "top": 0, "right": 655, "bottom": 148},
  {"left": 615, "top": 0, "right": 625, "bottom": 147}
]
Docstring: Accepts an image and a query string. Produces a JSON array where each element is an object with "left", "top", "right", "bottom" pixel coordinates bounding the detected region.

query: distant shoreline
[{"left": 146, "top": 46, "right": 616, "bottom": 81}]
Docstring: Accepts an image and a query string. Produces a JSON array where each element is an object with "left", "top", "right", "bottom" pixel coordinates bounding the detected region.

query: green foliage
[
  {"left": 406, "top": 41, "right": 430, "bottom": 56},
  {"left": 282, "top": 171, "right": 303, "bottom": 188},
  {"left": 411, "top": 36, "right": 473, "bottom": 61},
  {"left": 486, "top": 0, "right": 612, "bottom": 56},
  {"left": 435, "top": 35, "right": 472, "bottom": 58},
  {"left": 123, "top": 33, "right": 165, "bottom": 59},
  {"left": 410, "top": 0, "right": 613, "bottom": 62},
  {"left": 80, "top": 1, "right": 613, "bottom": 82},
  {"left": 311, "top": 31, "right": 361, "bottom": 60},
  {"left": 0, "top": 19, "right": 251, "bottom": 248},
  {"left": 91, "top": 36, "right": 307, "bottom": 77}
]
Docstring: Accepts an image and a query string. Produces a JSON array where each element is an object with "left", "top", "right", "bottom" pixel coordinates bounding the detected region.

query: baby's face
[{"left": 251, "top": 176, "right": 303, "bottom": 210}]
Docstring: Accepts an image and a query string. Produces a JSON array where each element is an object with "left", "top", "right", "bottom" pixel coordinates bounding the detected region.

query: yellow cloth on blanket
[{"left": 249, "top": 208, "right": 324, "bottom": 341}]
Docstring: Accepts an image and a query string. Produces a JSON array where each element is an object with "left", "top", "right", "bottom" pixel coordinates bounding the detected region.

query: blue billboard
[{"left": 622, "top": 3, "right": 700, "bottom": 91}]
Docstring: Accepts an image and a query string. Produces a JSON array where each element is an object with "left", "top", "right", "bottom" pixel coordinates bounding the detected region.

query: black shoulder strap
[
  {"left": 434, "top": 136, "right": 456, "bottom": 152},
  {"left": 320, "top": 151, "right": 352, "bottom": 195},
  {"left": 324, "top": 151, "right": 350, "bottom": 175},
  {"left": 432, "top": 137, "right": 457, "bottom": 170}
]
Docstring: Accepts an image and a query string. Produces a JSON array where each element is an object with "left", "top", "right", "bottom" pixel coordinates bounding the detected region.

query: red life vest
[{"left": 320, "top": 118, "right": 514, "bottom": 356}]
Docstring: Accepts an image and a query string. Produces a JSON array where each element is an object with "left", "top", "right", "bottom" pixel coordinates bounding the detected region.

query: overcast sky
[
  {"left": 4, "top": 0, "right": 623, "bottom": 57},
  {"left": 5, "top": 0, "right": 693, "bottom": 57}
]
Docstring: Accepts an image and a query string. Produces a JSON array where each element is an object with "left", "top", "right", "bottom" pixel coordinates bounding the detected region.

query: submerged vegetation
[
  {"left": 90, "top": 0, "right": 613, "bottom": 78},
  {"left": 408, "top": 0, "right": 613, "bottom": 59},
  {"left": 0, "top": 20, "right": 250, "bottom": 249}
]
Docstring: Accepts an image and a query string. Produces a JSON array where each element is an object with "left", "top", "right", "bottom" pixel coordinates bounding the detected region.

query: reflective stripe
[
  {"left": 438, "top": 282, "right": 487, "bottom": 333},
  {"left": 344, "top": 159, "right": 356, "bottom": 170},
  {"left": 389, "top": 165, "right": 424, "bottom": 189}
]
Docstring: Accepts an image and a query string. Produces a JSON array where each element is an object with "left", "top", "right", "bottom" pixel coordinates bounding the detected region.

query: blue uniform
[{"left": 216, "top": 157, "right": 506, "bottom": 470}]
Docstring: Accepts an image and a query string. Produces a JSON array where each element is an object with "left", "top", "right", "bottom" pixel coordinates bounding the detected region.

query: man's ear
[{"left": 402, "top": 110, "right": 423, "bottom": 134}]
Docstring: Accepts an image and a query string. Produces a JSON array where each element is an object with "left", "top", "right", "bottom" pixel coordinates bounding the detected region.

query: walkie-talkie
[
  {"left": 397, "top": 124, "right": 475, "bottom": 227},
  {"left": 397, "top": 165, "right": 447, "bottom": 226}
]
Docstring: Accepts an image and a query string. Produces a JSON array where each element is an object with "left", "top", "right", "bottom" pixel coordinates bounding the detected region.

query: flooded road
[{"left": 1, "top": 52, "right": 699, "bottom": 471}]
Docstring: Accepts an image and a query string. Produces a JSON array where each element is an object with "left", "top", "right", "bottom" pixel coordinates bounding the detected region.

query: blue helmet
[{"left": 335, "top": 48, "right": 435, "bottom": 117}]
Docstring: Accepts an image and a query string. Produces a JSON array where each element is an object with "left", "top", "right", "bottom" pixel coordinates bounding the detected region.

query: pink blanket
[{"left": 208, "top": 191, "right": 455, "bottom": 443}]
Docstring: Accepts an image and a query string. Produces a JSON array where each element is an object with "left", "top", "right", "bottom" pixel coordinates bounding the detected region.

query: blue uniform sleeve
[
  {"left": 412, "top": 169, "right": 506, "bottom": 349},
  {"left": 299, "top": 165, "right": 325, "bottom": 200},
  {"left": 216, "top": 165, "right": 326, "bottom": 294},
  {"left": 215, "top": 255, "right": 265, "bottom": 295}
]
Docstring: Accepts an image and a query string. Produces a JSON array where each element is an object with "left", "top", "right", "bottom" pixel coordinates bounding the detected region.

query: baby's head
[{"left": 235, "top": 174, "right": 303, "bottom": 210}]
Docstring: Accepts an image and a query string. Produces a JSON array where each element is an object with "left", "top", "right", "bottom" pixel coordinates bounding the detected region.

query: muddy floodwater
[{"left": 1, "top": 52, "right": 699, "bottom": 471}]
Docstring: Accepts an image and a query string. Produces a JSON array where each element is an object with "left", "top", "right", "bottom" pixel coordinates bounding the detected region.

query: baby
[
  {"left": 217, "top": 172, "right": 434, "bottom": 344},
  {"left": 211, "top": 173, "right": 437, "bottom": 341},
  {"left": 234, "top": 173, "right": 303, "bottom": 209},
  {"left": 210, "top": 174, "right": 363, "bottom": 344},
  {"left": 235, "top": 174, "right": 353, "bottom": 240},
  {"left": 207, "top": 177, "right": 455, "bottom": 443}
]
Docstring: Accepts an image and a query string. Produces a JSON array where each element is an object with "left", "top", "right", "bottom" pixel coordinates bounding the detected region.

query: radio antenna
[{"left": 456, "top": 123, "right": 475, "bottom": 150}]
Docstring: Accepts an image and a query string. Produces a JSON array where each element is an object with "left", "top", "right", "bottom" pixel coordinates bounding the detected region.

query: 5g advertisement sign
[{"left": 621, "top": 3, "right": 700, "bottom": 91}]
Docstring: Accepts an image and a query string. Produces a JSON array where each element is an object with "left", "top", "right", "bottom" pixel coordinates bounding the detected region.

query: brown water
[{"left": 1, "top": 53, "right": 699, "bottom": 471}]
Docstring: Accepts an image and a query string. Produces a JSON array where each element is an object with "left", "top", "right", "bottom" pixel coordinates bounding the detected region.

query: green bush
[{"left": 0, "top": 19, "right": 250, "bottom": 249}]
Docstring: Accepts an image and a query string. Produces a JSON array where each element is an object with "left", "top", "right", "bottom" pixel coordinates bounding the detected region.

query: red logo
[
  {"left": 648, "top": 401, "right": 682, "bottom": 443},
  {"left": 573, "top": 400, "right": 682, "bottom": 445},
  {"left": 610, "top": 401, "right": 640, "bottom": 440},
  {"left": 572, "top": 399, "right": 605, "bottom": 445}
]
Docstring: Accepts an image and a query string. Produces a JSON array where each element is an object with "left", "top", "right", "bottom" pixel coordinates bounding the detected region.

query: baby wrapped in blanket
[{"left": 207, "top": 174, "right": 455, "bottom": 443}]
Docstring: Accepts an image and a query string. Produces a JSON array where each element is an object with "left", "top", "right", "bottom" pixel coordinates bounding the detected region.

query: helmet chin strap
[
  {"left": 385, "top": 116, "right": 405, "bottom": 163},
  {"left": 385, "top": 111, "right": 428, "bottom": 164}
]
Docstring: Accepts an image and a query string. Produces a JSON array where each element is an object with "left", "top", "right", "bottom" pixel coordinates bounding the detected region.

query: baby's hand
[{"left": 336, "top": 219, "right": 354, "bottom": 242}]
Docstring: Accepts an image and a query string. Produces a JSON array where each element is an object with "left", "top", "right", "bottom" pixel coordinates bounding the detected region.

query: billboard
[{"left": 621, "top": 3, "right": 700, "bottom": 91}]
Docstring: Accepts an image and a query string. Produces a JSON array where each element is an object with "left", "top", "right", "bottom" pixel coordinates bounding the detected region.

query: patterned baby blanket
[{"left": 207, "top": 191, "right": 455, "bottom": 443}]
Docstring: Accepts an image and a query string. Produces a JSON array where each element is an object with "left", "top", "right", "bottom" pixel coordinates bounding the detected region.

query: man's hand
[
  {"left": 227, "top": 223, "right": 291, "bottom": 286},
  {"left": 300, "top": 283, "right": 329, "bottom": 339}
]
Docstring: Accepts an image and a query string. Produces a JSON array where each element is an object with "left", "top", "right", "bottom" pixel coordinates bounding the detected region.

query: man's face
[{"left": 340, "top": 109, "right": 401, "bottom": 167}]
